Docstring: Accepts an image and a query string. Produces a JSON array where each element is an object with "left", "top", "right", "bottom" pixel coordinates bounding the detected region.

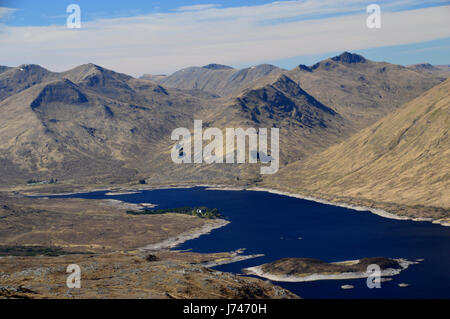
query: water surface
[{"left": 49, "top": 187, "right": 450, "bottom": 299}]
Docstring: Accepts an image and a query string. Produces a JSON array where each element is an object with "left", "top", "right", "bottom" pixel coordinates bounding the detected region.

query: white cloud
[
  {"left": 0, "top": 7, "right": 16, "bottom": 20},
  {"left": 174, "top": 4, "right": 221, "bottom": 12},
  {"left": 0, "top": 1, "right": 449, "bottom": 76}
]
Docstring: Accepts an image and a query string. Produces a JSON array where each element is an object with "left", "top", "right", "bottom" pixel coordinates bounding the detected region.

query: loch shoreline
[
  {"left": 139, "top": 218, "right": 230, "bottom": 251},
  {"left": 22, "top": 183, "right": 449, "bottom": 226}
]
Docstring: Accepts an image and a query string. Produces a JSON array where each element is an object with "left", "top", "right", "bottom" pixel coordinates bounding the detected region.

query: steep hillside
[
  {"left": 0, "top": 64, "right": 59, "bottom": 102},
  {"left": 0, "top": 66, "right": 211, "bottom": 186},
  {"left": 213, "top": 74, "right": 347, "bottom": 163},
  {"left": 266, "top": 79, "right": 450, "bottom": 216}
]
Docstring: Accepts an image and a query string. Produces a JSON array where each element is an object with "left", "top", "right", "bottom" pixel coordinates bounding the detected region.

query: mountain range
[{"left": 0, "top": 52, "right": 448, "bottom": 219}]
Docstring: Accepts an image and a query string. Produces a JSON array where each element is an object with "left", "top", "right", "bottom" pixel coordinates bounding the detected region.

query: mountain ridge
[
  {"left": 142, "top": 63, "right": 284, "bottom": 97},
  {"left": 266, "top": 78, "right": 450, "bottom": 217}
]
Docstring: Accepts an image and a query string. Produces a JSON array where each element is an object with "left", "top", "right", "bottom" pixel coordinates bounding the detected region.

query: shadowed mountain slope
[
  {"left": 211, "top": 74, "right": 346, "bottom": 164},
  {"left": 267, "top": 78, "right": 450, "bottom": 212},
  {"left": 0, "top": 64, "right": 59, "bottom": 102}
]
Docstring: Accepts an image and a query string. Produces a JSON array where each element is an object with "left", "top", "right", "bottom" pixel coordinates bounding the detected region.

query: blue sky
[
  {"left": 0, "top": 1, "right": 449, "bottom": 75},
  {"left": 2, "top": 0, "right": 281, "bottom": 26},
  {"left": 2, "top": 0, "right": 448, "bottom": 26}
]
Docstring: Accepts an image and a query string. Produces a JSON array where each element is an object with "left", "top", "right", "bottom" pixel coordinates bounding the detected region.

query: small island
[
  {"left": 127, "top": 206, "right": 222, "bottom": 219},
  {"left": 243, "top": 257, "right": 417, "bottom": 282}
]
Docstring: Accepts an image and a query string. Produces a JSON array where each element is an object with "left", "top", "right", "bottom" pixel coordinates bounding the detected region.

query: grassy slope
[{"left": 267, "top": 79, "right": 449, "bottom": 211}]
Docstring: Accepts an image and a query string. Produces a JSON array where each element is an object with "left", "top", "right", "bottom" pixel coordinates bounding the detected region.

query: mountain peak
[
  {"left": 61, "top": 63, "right": 133, "bottom": 87},
  {"left": 298, "top": 64, "right": 313, "bottom": 72},
  {"left": 409, "top": 63, "right": 437, "bottom": 70},
  {"left": 202, "top": 63, "right": 233, "bottom": 70},
  {"left": 16, "top": 64, "right": 49, "bottom": 73},
  {"left": 270, "top": 75, "right": 336, "bottom": 115},
  {"left": 331, "top": 52, "right": 366, "bottom": 64},
  {"left": 85, "top": 62, "right": 101, "bottom": 68},
  {"left": 63, "top": 63, "right": 104, "bottom": 77},
  {"left": 272, "top": 74, "right": 297, "bottom": 86},
  {"left": 79, "top": 63, "right": 105, "bottom": 73},
  {"left": 247, "top": 64, "right": 279, "bottom": 72}
]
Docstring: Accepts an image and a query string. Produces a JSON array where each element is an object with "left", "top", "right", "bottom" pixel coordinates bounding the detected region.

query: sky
[{"left": 0, "top": 0, "right": 449, "bottom": 76}]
